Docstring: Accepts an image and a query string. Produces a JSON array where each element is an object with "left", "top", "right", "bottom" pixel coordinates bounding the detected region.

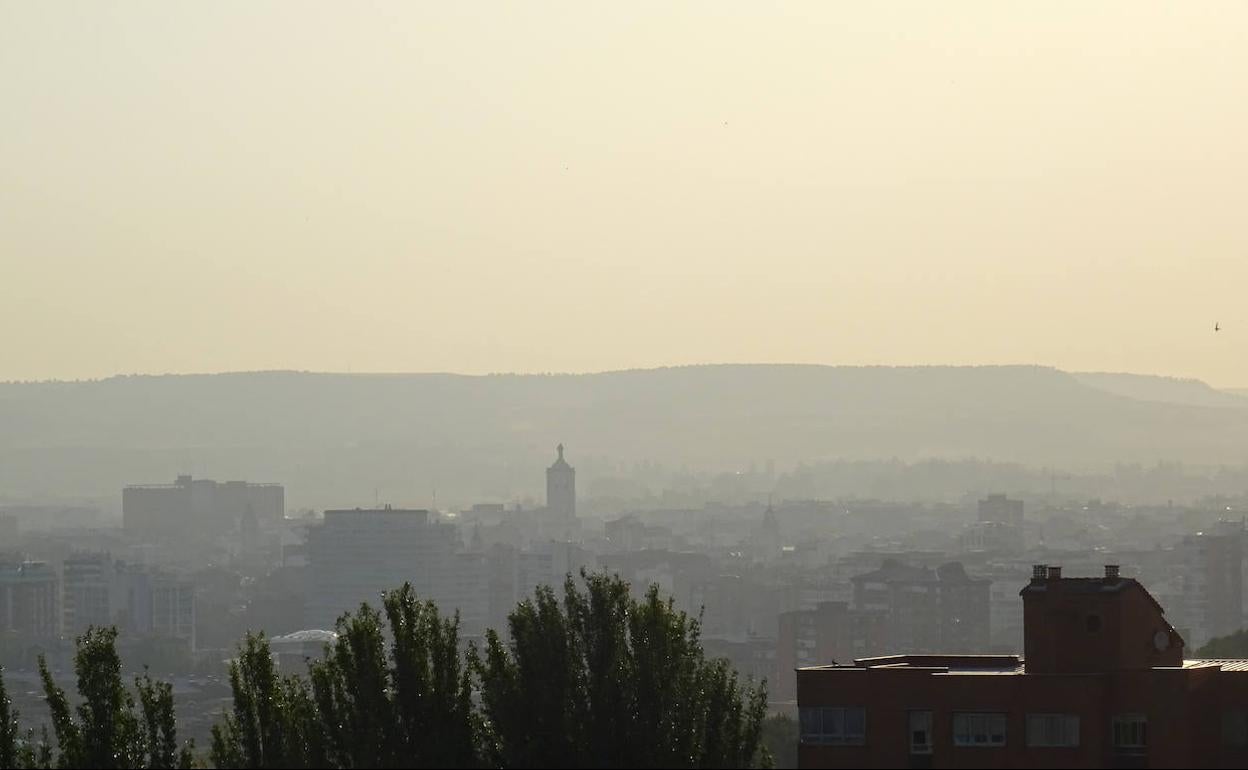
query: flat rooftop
[
  {"left": 800, "top": 654, "right": 1248, "bottom": 675},
  {"left": 1184, "top": 659, "right": 1248, "bottom": 672}
]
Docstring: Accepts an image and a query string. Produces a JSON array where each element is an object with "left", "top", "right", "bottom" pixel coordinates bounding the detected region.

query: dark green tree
[
  {"left": 309, "top": 604, "right": 391, "bottom": 768},
  {"left": 37, "top": 627, "right": 192, "bottom": 769},
  {"left": 1, "top": 665, "right": 17, "bottom": 770},
  {"left": 212, "top": 575, "right": 769, "bottom": 768},
  {"left": 134, "top": 673, "right": 192, "bottom": 770},
  {"left": 308, "top": 584, "right": 479, "bottom": 768},
  {"left": 479, "top": 582, "right": 584, "bottom": 768},
  {"left": 379, "top": 583, "right": 478, "bottom": 768},
  {"left": 213, "top": 583, "right": 479, "bottom": 769},
  {"left": 759, "top": 714, "right": 798, "bottom": 770},
  {"left": 1197, "top": 628, "right": 1248, "bottom": 658},
  {"left": 478, "top": 571, "right": 770, "bottom": 769},
  {"left": 210, "top": 633, "right": 322, "bottom": 769},
  {"left": 0, "top": 665, "right": 52, "bottom": 770}
]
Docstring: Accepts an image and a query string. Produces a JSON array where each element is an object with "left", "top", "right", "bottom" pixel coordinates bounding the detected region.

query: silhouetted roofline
[{"left": 1020, "top": 576, "right": 1168, "bottom": 615}]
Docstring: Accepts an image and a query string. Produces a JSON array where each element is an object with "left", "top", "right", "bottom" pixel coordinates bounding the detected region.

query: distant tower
[
  {"left": 757, "top": 501, "right": 781, "bottom": 561},
  {"left": 546, "top": 443, "right": 576, "bottom": 520}
]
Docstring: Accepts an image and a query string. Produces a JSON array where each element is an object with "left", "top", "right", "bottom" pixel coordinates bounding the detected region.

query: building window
[
  {"left": 953, "top": 712, "right": 1007, "bottom": 747},
  {"left": 800, "top": 706, "right": 866, "bottom": 745},
  {"left": 1112, "top": 714, "right": 1147, "bottom": 749},
  {"left": 909, "top": 710, "right": 933, "bottom": 754},
  {"left": 1026, "top": 714, "right": 1079, "bottom": 747},
  {"left": 1223, "top": 710, "right": 1248, "bottom": 748}
]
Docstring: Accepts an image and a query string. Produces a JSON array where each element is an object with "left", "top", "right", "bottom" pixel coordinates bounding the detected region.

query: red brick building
[{"left": 797, "top": 564, "right": 1248, "bottom": 768}]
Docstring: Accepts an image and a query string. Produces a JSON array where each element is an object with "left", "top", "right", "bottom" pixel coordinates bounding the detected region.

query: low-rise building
[{"left": 797, "top": 564, "right": 1248, "bottom": 768}]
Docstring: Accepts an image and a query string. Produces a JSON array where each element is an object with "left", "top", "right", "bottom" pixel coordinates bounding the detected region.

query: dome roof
[{"left": 270, "top": 629, "right": 338, "bottom": 646}]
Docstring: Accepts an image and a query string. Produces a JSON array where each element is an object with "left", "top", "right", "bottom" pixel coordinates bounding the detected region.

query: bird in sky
[{"left": 1215, "top": 322, "right": 1221, "bottom": 332}]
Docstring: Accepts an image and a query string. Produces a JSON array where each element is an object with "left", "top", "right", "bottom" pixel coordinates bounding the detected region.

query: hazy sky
[{"left": 3, "top": 2, "right": 1247, "bottom": 385}]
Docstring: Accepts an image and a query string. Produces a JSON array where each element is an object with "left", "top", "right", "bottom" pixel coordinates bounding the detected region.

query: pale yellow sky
[{"left": 3, "top": 1, "right": 1247, "bottom": 385}]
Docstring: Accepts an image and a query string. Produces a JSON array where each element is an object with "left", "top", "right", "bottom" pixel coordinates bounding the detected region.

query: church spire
[
  {"left": 546, "top": 442, "right": 575, "bottom": 519},
  {"left": 549, "top": 443, "right": 572, "bottom": 470}
]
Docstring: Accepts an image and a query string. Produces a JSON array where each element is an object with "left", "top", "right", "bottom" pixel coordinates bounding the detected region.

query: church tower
[{"left": 546, "top": 443, "right": 576, "bottom": 520}]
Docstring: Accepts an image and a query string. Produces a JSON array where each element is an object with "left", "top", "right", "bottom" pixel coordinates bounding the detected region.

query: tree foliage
[
  {"left": 759, "top": 714, "right": 798, "bottom": 770},
  {"left": 37, "top": 627, "right": 193, "bottom": 770},
  {"left": 9, "top": 576, "right": 778, "bottom": 769},
  {"left": 0, "top": 664, "right": 48, "bottom": 770},
  {"left": 1196, "top": 627, "right": 1248, "bottom": 658},
  {"left": 211, "top": 573, "right": 772, "bottom": 769},
  {"left": 1, "top": 665, "right": 18, "bottom": 769},
  {"left": 209, "top": 633, "right": 324, "bottom": 769},
  {"left": 478, "top": 571, "right": 770, "bottom": 769},
  {"left": 212, "top": 583, "right": 479, "bottom": 769},
  {"left": 0, "top": 628, "right": 193, "bottom": 770}
]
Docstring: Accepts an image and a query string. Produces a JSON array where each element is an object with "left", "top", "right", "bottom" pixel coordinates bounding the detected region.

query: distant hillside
[
  {"left": 3, "top": 365, "right": 1248, "bottom": 509},
  {"left": 1073, "top": 372, "right": 1248, "bottom": 409}
]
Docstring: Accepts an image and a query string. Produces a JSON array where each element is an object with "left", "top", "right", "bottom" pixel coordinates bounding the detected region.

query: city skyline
[{"left": 9, "top": 4, "right": 1248, "bottom": 767}]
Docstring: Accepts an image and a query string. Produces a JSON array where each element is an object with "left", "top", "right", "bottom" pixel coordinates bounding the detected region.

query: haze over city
[{"left": 8, "top": 3, "right": 1248, "bottom": 769}]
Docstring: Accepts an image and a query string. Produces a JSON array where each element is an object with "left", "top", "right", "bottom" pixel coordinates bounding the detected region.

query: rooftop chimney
[
  {"left": 1047, "top": 565, "right": 1062, "bottom": 580},
  {"left": 1032, "top": 564, "right": 1048, "bottom": 581},
  {"left": 1105, "top": 564, "right": 1120, "bottom": 579}
]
